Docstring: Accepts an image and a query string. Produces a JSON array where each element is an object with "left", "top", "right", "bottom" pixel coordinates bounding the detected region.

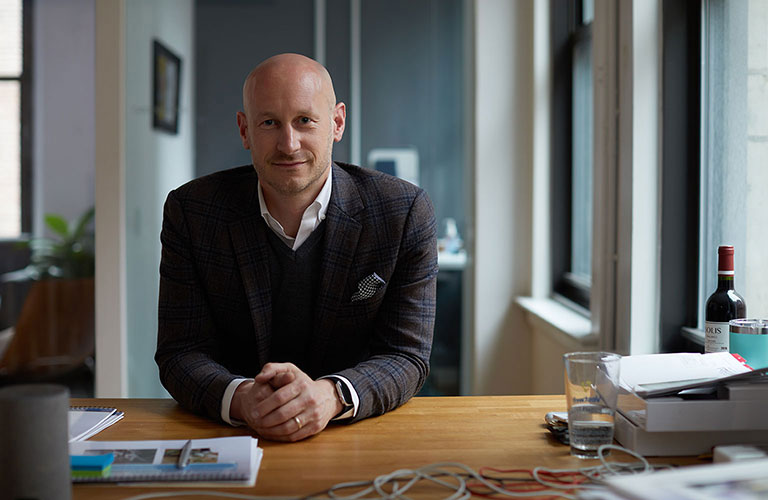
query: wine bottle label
[{"left": 705, "top": 321, "right": 730, "bottom": 353}]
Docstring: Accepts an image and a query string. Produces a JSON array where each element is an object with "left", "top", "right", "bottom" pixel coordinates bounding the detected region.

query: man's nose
[{"left": 276, "top": 126, "right": 300, "bottom": 154}]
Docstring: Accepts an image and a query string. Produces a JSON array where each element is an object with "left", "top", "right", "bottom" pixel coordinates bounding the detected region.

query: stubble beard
[
  {"left": 258, "top": 151, "right": 332, "bottom": 197},
  {"left": 258, "top": 130, "right": 335, "bottom": 197}
]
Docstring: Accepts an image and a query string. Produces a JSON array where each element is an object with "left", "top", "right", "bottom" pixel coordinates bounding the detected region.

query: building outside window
[
  {"left": 699, "top": 0, "right": 768, "bottom": 324},
  {"left": 0, "top": 0, "right": 26, "bottom": 239}
]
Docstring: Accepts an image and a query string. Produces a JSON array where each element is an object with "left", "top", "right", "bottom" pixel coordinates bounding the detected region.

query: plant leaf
[
  {"left": 8, "top": 207, "right": 96, "bottom": 281},
  {"left": 71, "top": 206, "right": 95, "bottom": 242},
  {"left": 45, "top": 214, "right": 69, "bottom": 237}
]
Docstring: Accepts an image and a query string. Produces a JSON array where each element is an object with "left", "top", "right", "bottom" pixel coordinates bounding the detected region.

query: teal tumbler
[{"left": 729, "top": 319, "right": 768, "bottom": 369}]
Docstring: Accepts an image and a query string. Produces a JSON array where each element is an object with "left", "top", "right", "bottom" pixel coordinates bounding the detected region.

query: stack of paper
[
  {"left": 618, "top": 352, "right": 762, "bottom": 397},
  {"left": 614, "top": 353, "right": 768, "bottom": 456},
  {"left": 69, "top": 436, "right": 262, "bottom": 486},
  {"left": 69, "top": 406, "right": 124, "bottom": 442}
]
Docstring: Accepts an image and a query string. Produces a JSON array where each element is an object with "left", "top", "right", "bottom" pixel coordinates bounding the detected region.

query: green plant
[{"left": 4, "top": 207, "right": 95, "bottom": 281}]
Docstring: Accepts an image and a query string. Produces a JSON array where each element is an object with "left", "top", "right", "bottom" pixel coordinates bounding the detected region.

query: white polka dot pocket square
[{"left": 351, "top": 272, "right": 386, "bottom": 302}]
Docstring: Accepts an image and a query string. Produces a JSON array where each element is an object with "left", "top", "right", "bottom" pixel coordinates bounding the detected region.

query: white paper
[
  {"left": 69, "top": 408, "right": 124, "bottom": 442},
  {"left": 605, "top": 457, "right": 768, "bottom": 500},
  {"left": 619, "top": 352, "right": 751, "bottom": 394}
]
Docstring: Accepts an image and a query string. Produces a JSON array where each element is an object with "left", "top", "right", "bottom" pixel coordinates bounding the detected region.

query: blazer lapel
[
  {"left": 229, "top": 212, "right": 272, "bottom": 369},
  {"left": 308, "top": 164, "right": 364, "bottom": 374}
]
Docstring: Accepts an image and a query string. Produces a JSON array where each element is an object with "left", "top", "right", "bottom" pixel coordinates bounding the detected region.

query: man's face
[{"left": 237, "top": 68, "right": 345, "bottom": 199}]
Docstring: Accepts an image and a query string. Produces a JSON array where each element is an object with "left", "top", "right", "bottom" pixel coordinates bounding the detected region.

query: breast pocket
[{"left": 337, "top": 282, "right": 387, "bottom": 323}]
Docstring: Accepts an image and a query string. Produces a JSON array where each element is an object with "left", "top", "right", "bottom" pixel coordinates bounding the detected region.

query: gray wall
[
  {"left": 360, "top": 0, "right": 466, "bottom": 235},
  {"left": 194, "top": 0, "right": 466, "bottom": 235},
  {"left": 124, "top": 0, "right": 196, "bottom": 398},
  {"left": 33, "top": 0, "right": 96, "bottom": 235},
  {"left": 195, "top": 0, "right": 315, "bottom": 176},
  {"left": 324, "top": 0, "right": 351, "bottom": 162}
]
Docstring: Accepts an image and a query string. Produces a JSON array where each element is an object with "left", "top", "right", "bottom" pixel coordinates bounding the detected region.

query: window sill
[
  {"left": 516, "top": 296, "right": 597, "bottom": 348},
  {"left": 681, "top": 327, "right": 705, "bottom": 346}
]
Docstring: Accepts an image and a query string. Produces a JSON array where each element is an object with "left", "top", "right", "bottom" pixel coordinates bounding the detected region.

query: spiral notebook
[
  {"left": 69, "top": 406, "right": 124, "bottom": 442},
  {"left": 69, "top": 436, "right": 262, "bottom": 486}
]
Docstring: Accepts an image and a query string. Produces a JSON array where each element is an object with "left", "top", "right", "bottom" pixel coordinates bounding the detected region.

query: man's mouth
[{"left": 271, "top": 159, "right": 307, "bottom": 168}]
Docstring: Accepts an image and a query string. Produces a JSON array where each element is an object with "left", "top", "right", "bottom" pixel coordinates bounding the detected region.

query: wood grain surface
[{"left": 70, "top": 396, "right": 707, "bottom": 499}]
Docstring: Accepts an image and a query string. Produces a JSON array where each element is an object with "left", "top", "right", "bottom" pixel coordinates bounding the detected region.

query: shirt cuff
[
  {"left": 221, "top": 377, "right": 251, "bottom": 426},
  {"left": 319, "top": 374, "right": 360, "bottom": 420}
]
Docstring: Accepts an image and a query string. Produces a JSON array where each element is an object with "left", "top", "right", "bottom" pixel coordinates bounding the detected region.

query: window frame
[
  {"left": 551, "top": 0, "right": 592, "bottom": 312},
  {"left": 658, "top": 0, "right": 703, "bottom": 353},
  {"left": 0, "top": 0, "right": 32, "bottom": 272},
  {"left": 20, "top": 0, "right": 32, "bottom": 234}
]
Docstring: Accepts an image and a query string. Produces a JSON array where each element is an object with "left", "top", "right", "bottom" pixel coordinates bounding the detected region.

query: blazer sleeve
[
  {"left": 155, "top": 189, "right": 237, "bottom": 422},
  {"left": 334, "top": 189, "right": 438, "bottom": 422}
]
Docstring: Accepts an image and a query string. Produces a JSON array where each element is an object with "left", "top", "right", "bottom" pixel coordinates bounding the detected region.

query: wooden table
[{"left": 71, "top": 396, "right": 707, "bottom": 499}]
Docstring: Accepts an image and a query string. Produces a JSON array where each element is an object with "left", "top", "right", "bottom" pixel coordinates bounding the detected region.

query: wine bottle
[{"left": 705, "top": 245, "right": 746, "bottom": 353}]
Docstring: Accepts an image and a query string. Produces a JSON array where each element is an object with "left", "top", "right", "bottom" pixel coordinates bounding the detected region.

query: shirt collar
[
  {"left": 257, "top": 164, "right": 333, "bottom": 246},
  {"left": 258, "top": 165, "right": 332, "bottom": 219}
]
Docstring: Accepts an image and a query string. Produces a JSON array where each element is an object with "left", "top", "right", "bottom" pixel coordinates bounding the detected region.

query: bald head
[
  {"left": 235, "top": 53, "right": 346, "bottom": 204},
  {"left": 242, "top": 53, "right": 337, "bottom": 114}
]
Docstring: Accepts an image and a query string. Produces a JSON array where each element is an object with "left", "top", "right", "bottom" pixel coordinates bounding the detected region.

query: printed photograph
[
  {"left": 162, "top": 447, "right": 218, "bottom": 464},
  {"left": 85, "top": 448, "right": 156, "bottom": 464}
]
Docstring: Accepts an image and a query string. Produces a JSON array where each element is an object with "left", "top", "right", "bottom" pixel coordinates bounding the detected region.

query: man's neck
[
  {"left": 262, "top": 195, "right": 310, "bottom": 238},
  {"left": 261, "top": 172, "right": 329, "bottom": 238}
]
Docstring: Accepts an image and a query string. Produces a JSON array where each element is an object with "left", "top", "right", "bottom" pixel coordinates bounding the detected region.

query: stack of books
[{"left": 615, "top": 352, "right": 768, "bottom": 456}]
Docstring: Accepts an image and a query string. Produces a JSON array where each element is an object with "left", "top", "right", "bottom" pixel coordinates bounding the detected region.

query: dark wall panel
[
  {"left": 361, "top": 0, "right": 465, "bottom": 234},
  {"left": 195, "top": 0, "right": 315, "bottom": 177}
]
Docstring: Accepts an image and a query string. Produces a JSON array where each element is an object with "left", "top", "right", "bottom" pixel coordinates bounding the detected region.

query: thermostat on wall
[{"left": 367, "top": 148, "right": 419, "bottom": 186}]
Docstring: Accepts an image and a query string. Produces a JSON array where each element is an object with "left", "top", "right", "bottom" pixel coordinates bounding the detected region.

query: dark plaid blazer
[{"left": 155, "top": 162, "right": 438, "bottom": 424}]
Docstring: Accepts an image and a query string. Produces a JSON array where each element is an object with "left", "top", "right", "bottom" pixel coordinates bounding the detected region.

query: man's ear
[
  {"left": 236, "top": 111, "right": 250, "bottom": 150},
  {"left": 332, "top": 102, "right": 346, "bottom": 143}
]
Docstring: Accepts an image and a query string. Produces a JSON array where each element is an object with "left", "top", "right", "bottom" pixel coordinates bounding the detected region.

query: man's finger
[
  {"left": 235, "top": 381, "right": 276, "bottom": 424},
  {"left": 251, "top": 378, "right": 306, "bottom": 419},
  {"left": 253, "top": 362, "right": 298, "bottom": 383},
  {"left": 268, "top": 370, "right": 296, "bottom": 390},
  {"left": 253, "top": 396, "right": 304, "bottom": 429},
  {"left": 248, "top": 380, "right": 275, "bottom": 400},
  {"left": 255, "top": 411, "right": 318, "bottom": 442}
]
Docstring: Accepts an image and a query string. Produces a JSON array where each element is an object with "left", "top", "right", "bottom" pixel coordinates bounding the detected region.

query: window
[
  {"left": 699, "top": 0, "right": 768, "bottom": 324},
  {"left": 659, "top": 1, "right": 701, "bottom": 353},
  {"left": 551, "top": 0, "right": 593, "bottom": 312},
  {"left": 0, "top": 0, "right": 30, "bottom": 241}
]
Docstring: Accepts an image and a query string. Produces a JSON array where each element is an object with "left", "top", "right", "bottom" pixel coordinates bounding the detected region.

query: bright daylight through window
[
  {"left": 700, "top": 0, "right": 768, "bottom": 323},
  {"left": 0, "top": 0, "right": 22, "bottom": 238},
  {"left": 571, "top": 0, "right": 593, "bottom": 291}
]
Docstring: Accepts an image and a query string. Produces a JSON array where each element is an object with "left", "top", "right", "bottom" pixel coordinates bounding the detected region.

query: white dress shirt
[{"left": 221, "top": 167, "right": 360, "bottom": 425}]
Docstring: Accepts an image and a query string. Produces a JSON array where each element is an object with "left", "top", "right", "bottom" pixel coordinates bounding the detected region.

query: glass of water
[{"left": 563, "top": 351, "right": 622, "bottom": 458}]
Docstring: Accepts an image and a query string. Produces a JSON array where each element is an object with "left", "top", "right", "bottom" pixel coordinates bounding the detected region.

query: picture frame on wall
[{"left": 152, "top": 40, "right": 182, "bottom": 134}]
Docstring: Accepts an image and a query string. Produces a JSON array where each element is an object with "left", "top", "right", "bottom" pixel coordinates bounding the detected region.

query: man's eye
[
  {"left": 262, "top": 119, "right": 275, "bottom": 127},
  {"left": 299, "top": 117, "right": 312, "bottom": 124}
]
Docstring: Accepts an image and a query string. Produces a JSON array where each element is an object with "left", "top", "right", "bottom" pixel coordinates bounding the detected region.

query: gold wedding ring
[{"left": 294, "top": 415, "right": 302, "bottom": 430}]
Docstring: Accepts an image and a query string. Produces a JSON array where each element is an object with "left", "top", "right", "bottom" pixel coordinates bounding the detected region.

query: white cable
[
  {"left": 122, "top": 446, "right": 663, "bottom": 500},
  {"left": 321, "top": 462, "right": 578, "bottom": 499},
  {"left": 327, "top": 480, "right": 377, "bottom": 500},
  {"left": 380, "top": 464, "right": 469, "bottom": 499},
  {"left": 532, "top": 444, "right": 655, "bottom": 491},
  {"left": 596, "top": 444, "right": 651, "bottom": 476}
]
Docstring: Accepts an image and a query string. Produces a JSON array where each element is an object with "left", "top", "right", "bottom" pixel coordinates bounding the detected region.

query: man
[{"left": 155, "top": 53, "right": 438, "bottom": 442}]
